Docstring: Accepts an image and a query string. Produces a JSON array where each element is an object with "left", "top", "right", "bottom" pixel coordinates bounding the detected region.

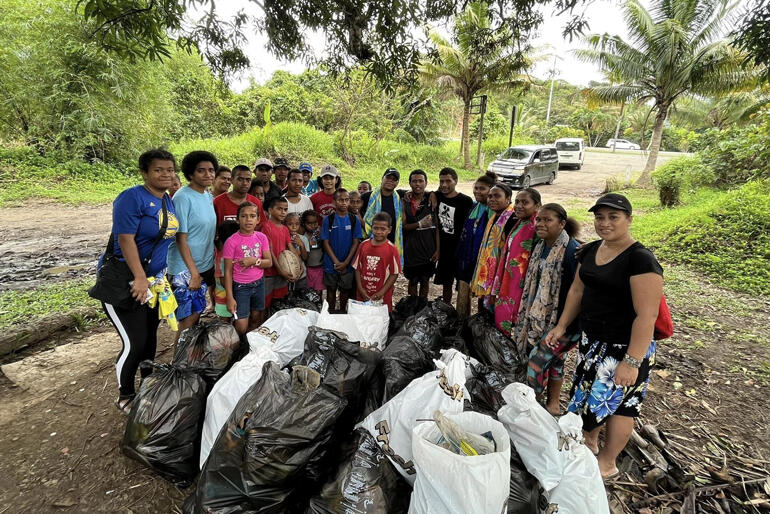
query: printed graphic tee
[
  {"left": 352, "top": 239, "right": 402, "bottom": 311},
  {"left": 222, "top": 231, "right": 270, "bottom": 284}
]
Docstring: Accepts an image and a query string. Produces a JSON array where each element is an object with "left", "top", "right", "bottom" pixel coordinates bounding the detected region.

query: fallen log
[{"left": 0, "top": 307, "right": 100, "bottom": 356}]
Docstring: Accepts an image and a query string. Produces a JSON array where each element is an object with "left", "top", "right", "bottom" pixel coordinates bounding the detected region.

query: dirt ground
[{"left": 3, "top": 149, "right": 769, "bottom": 513}]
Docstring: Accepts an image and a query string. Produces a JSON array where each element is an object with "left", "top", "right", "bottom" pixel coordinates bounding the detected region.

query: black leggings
[{"left": 103, "top": 302, "right": 160, "bottom": 397}]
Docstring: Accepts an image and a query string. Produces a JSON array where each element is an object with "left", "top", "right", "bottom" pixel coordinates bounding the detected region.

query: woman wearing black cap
[{"left": 545, "top": 193, "right": 663, "bottom": 479}]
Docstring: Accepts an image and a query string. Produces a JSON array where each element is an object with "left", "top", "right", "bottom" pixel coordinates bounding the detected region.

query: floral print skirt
[{"left": 568, "top": 336, "right": 656, "bottom": 432}]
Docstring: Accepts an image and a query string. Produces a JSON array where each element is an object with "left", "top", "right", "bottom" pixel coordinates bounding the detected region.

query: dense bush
[
  {"left": 633, "top": 180, "right": 770, "bottom": 295},
  {"left": 696, "top": 115, "right": 770, "bottom": 186},
  {"left": 652, "top": 155, "right": 715, "bottom": 206}
]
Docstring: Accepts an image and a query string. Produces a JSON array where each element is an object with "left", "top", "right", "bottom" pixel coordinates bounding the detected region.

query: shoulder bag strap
[{"left": 143, "top": 196, "right": 168, "bottom": 270}]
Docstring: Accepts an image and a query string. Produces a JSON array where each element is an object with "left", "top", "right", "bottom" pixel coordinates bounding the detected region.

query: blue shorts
[{"left": 233, "top": 278, "right": 265, "bottom": 319}]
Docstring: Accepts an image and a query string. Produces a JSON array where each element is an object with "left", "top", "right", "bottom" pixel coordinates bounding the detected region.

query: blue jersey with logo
[
  {"left": 109, "top": 185, "right": 179, "bottom": 276},
  {"left": 321, "top": 212, "right": 362, "bottom": 273}
]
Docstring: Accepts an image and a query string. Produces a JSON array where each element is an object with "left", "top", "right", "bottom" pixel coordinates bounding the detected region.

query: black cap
[
  {"left": 274, "top": 157, "right": 291, "bottom": 169},
  {"left": 588, "top": 193, "right": 632, "bottom": 214},
  {"left": 383, "top": 168, "right": 400, "bottom": 180}
]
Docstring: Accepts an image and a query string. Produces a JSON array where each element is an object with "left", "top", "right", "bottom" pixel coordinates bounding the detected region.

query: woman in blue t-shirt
[
  {"left": 101, "top": 149, "right": 180, "bottom": 414},
  {"left": 166, "top": 151, "right": 218, "bottom": 342},
  {"left": 513, "top": 203, "right": 580, "bottom": 415}
]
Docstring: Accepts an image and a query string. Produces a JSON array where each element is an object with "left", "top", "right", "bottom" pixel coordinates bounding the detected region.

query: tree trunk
[
  {"left": 462, "top": 99, "right": 472, "bottom": 169},
  {"left": 638, "top": 106, "right": 668, "bottom": 187}
]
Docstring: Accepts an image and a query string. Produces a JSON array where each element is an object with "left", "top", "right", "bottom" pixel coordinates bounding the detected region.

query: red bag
[{"left": 654, "top": 294, "right": 674, "bottom": 340}]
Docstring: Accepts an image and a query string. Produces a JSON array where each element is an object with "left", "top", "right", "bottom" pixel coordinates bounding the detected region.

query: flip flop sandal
[
  {"left": 602, "top": 469, "right": 620, "bottom": 481},
  {"left": 115, "top": 396, "right": 134, "bottom": 416}
]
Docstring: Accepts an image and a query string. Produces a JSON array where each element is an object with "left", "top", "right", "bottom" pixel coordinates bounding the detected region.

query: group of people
[{"left": 97, "top": 147, "right": 664, "bottom": 480}]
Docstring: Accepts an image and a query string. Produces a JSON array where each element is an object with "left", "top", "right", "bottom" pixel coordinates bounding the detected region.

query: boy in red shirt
[
  {"left": 353, "top": 212, "right": 401, "bottom": 311},
  {"left": 261, "top": 196, "right": 296, "bottom": 308}
]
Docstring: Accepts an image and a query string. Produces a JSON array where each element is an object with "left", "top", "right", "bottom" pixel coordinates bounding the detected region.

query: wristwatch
[{"left": 623, "top": 354, "right": 642, "bottom": 369}]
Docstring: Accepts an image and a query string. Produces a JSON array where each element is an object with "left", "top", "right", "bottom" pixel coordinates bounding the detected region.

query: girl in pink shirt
[{"left": 223, "top": 202, "right": 273, "bottom": 334}]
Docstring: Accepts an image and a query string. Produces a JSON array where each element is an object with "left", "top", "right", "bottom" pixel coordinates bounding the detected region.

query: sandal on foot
[
  {"left": 115, "top": 396, "right": 134, "bottom": 415},
  {"left": 601, "top": 468, "right": 620, "bottom": 481}
]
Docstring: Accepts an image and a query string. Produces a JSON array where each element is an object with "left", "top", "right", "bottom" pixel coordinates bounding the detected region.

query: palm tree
[
  {"left": 671, "top": 88, "right": 770, "bottom": 129},
  {"left": 420, "top": 1, "right": 529, "bottom": 169},
  {"left": 575, "top": 0, "right": 757, "bottom": 185}
]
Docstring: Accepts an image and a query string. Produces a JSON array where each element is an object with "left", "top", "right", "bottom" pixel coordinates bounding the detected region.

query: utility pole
[
  {"left": 508, "top": 104, "right": 517, "bottom": 148},
  {"left": 545, "top": 54, "right": 557, "bottom": 126},
  {"left": 612, "top": 102, "right": 625, "bottom": 152}
]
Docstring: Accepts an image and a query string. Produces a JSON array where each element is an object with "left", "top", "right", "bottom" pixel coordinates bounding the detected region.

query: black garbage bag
[
  {"left": 508, "top": 450, "right": 543, "bottom": 514},
  {"left": 270, "top": 288, "right": 322, "bottom": 313},
  {"left": 173, "top": 320, "right": 240, "bottom": 387},
  {"left": 294, "top": 288, "right": 322, "bottom": 308},
  {"left": 122, "top": 361, "right": 207, "bottom": 487},
  {"left": 388, "top": 296, "right": 428, "bottom": 336},
  {"left": 286, "top": 328, "right": 383, "bottom": 435},
  {"left": 439, "top": 334, "right": 469, "bottom": 354},
  {"left": 381, "top": 335, "right": 435, "bottom": 402},
  {"left": 461, "top": 311, "right": 527, "bottom": 382},
  {"left": 185, "top": 362, "right": 347, "bottom": 514},
  {"left": 306, "top": 428, "right": 411, "bottom": 514},
  {"left": 463, "top": 362, "right": 517, "bottom": 417},
  {"left": 393, "top": 309, "right": 440, "bottom": 351},
  {"left": 425, "top": 300, "right": 461, "bottom": 337}
]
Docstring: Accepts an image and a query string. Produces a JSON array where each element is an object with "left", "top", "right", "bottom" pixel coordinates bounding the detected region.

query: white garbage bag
[
  {"left": 545, "top": 414, "right": 609, "bottom": 514},
  {"left": 198, "top": 340, "right": 279, "bottom": 469},
  {"left": 409, "top": 411, "right": 511, "bottom": 514},
  {"left": 246, "top": 308, "right": 318, "bottom": 365},
  {"left": 357, "top": 350, "right": 468, "bottom": 484},
  {"left": 315, "top": 301, "right": 365, "bottom": 342},
  {"left": 315, "top": 300, "right": 390, "bottom": 349},
  {"left": 347, "top": 299, "right": 389, "bottom": 349},
  {"left": 497, "top": 382, "right": 563, "bottom": 490},
  {"left": 438, "top": 348, "right": 480, "bottom": 380}
]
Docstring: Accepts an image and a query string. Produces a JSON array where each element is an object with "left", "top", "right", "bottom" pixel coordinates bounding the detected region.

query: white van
[{"left": 554, "top": 138, "right": 585, "bottom": 170}]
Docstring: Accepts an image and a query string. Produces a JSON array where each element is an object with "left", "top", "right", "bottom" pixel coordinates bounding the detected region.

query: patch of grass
[
  {"left": 660, "top": 265, "right": 755, "bottom": 316},
  {"left": 630, "top": 181, "right": 770, "bottom": 296},
  {"left": 0, "top": 278, "right": 101, "bottom": 329},
  {"left": 0, "top": 147, "right": 139, "bottom": 206}
]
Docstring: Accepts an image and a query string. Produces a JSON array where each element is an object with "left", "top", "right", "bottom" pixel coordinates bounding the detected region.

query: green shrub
[
  {"left": 269, "top": 122, "right": 336, "bottom": 161},
  {"left": 169, "top": 128, "right": 263, "bottom": 167},
  {"left": 696, "top": 116, "right": 770, "bottom": 186},
  {"left": 633, "top": 180, "right": 770, "bottom": 295},
  {"left": 652, "top": 155, "right": 714, "bottom": 206}
]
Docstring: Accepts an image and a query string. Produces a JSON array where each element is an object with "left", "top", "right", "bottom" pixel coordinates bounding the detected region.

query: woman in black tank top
[{"left": 544, "top": 193, "right": 663, "bottom": 479}]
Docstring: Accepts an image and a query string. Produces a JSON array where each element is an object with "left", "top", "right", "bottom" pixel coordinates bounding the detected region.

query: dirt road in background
[{"left": 0, "top": 149, "right": 677, "bottom": 291}]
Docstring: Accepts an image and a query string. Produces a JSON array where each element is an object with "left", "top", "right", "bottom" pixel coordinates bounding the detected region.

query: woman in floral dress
[
  {"left": 491, "top": 188, "right": 541, "bottom": 337},
  {"left": 545, "top": 193, "right": 663, "bottom": 479},
  {"left": 470, "top": 184, "right": 515, "bottom": 303}
]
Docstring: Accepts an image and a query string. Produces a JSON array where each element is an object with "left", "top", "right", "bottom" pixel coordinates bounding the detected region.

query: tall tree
[
  {"left": 420, "top": 1, "right": 529, "bottom": 169},
  {"left": 575, "top": 0, "right": 756, "bottom": 185},
  {"left": 77, "top": 0, "right": 588, "bottom": 84}
]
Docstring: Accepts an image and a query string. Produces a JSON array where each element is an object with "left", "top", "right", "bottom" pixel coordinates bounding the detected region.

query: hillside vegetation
[{"left": 0, "top": 123, "right": 526, "bottom": 206}]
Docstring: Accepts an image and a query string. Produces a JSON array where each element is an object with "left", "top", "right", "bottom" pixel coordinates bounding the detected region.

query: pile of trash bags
[{"left": 119, "top": 293, "right": 609, "bottom": 513}]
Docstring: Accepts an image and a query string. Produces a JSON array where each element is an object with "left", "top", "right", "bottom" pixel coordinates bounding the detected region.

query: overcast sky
[{"left": 214, "top": 0, "right": 636, "bottom": 92}]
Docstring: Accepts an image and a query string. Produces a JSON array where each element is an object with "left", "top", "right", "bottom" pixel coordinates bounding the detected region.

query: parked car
[
  {"left": 605, "top": 138, "right": 641, "bottom": 150},
  {"left": 554, "top": 138, "right": 585, "bottom": 169},
  {"left": 486, "top": 145, "right": 559, "bottom": 189}
]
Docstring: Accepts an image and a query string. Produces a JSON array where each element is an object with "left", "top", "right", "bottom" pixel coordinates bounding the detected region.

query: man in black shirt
[
  {"left": 250, "top": 157, "right": 283, "bottom": 204},
  {"left": 360, "top": 168, "right": 405, "bottom": 245},
  {"left": 433, "top": 167, "right": 474, "bottom": 303},
  {"left": 402, "top": 169, "right": 439, "bottom": 298}
]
